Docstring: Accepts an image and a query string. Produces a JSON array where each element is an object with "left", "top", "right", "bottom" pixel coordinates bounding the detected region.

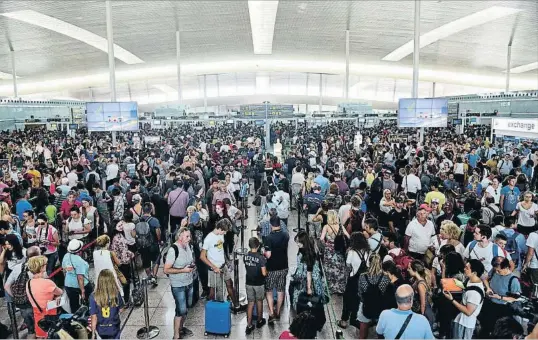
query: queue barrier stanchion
[
  {"left": 48, "top": 239, "right": 98, "bottom": 280},
  {"left": 235, "top": 197, "right": 248, "bottom": 256},
  {"left": 7, "top": 302, "right": 18, "bottom": 339},
  {"left": 292, "top": 198, "right": 302, "bottom": 233},
  {"left": 136, "top": 278, "right": 160, "bottom": 339}
]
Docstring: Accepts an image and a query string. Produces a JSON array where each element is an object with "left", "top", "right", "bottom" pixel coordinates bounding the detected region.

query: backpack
[
  {"left": 333, "top": 225, "right": 349, "bottom": 256},
  {"left": 468, "top": 240, "right": 500, "bottom": 259},
  {"left": 485, "top": 206, "right": 504, "bottom": 225},
  {"left": 361, "top": 274, "right": 385, "bottom": 320},
  {"left": 344, "top": 209, "right": 362, "bottom": 234},
  {"left": 499, "top": 230, "right": 520, "bottom": 262},
  {"left": 164, "top": 244, "right": 180, "bottom": 277},
  {"left": 11, "top": 265, "right": 30, "bottom": 307},
  {"left": 135, "top": 217, "right": 154, "bottom": 249},
  {"left": 390, "top": 249, "right": 414, "bottom": 281}
]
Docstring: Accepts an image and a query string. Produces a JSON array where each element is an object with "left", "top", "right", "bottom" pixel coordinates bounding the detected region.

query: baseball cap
[
  {"left": 418, "top": 204, "right": 432, "bottom": 212},
  {"left": 432, "top": 198, "right": 440, "bottom": 204}
]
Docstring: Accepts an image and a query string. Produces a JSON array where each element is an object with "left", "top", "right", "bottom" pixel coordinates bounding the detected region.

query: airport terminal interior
[{"left": 0, "top": 0, "right": 537, "bottom": 339}]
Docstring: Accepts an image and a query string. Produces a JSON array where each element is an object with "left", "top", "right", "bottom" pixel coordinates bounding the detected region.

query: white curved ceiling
[{"left": 0, "top": 0, "right": 536, "bottom": 97}]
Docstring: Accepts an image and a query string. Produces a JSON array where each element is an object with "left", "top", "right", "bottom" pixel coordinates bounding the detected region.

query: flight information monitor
[
  {"left": 86, "top": 102, "right": 139, "bottom": 131},
  {"left": 398, "top": 98, "right": 448, "bottom": 128}
]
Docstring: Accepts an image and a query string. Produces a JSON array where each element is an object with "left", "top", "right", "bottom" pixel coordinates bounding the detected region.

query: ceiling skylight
[
  {"left": 505, "top": 62, "right": 538, "bottom": 74},
  {"left": 1, "top": 10, "right": 144, "bottom": 64},
  {"left": 248, "top": 1, "right": 279, "bottom": 54},
  {"left": 382, "top": 6, "right": 523, "bottom": 61}
]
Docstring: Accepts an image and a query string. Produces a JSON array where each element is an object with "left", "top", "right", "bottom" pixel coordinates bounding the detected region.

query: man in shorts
[
  {"left": 243, "top": 237, "right": 267, "bottom": 334},
  {"left": 200, "top": 219, "right": 245, "bottom": 312},
  {"left": 263, "top": 216, "right": 289, "bottom": 324},
  {"left": 139, "top": 203, "right": 161, "bottom": 285}
]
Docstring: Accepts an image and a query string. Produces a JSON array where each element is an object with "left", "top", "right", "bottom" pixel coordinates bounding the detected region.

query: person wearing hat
[
  {"left": 388, "top": 196, "right": 409, "bottom": 237},
  {"left": 424, "top": 180, "right": 446, "bottom": 209},
  {"left": 404, "top": 205, "right": 436, "bottom": 261},
  {"left": 62, "top": 239, "right": 92, "bottom": 313}
]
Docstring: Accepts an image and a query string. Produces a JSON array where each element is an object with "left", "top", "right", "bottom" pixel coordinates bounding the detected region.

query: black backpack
[{"left": 361, "top": 274, "right": 385, "bottom": 320}]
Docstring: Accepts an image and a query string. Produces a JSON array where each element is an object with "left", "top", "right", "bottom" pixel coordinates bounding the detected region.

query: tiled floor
[{"left": 1, "top": 196, "right": 366, "bottom": 339}]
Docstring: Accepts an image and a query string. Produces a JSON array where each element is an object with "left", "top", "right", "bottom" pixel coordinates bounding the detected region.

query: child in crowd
[
  {"left": 90, "top": 269, "right": 125, "bottom": 340},
  {"left": 244, "top": 237, "right": 267, "bottom": 334}
]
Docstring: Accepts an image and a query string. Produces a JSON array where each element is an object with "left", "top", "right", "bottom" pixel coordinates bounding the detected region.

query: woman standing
[
  {"left": 454, "top": 156, "right": 465, "bottom": 189},
  {"left": 93, "top": 235, "right": 124, "bottom": 296},
  {"left": 0, "top": 234, "right": 26, "bottom": 281},
  {"left": 338, "top": 232, "right": 370, "bottom": 329},
  {"left": 357, "top": 254, "right": 391, "bottom": 339},
  {"left": 26, "top": 256, "right": 63, "bottom": 338},
  {"left": 438, "top": 221, "right": 465, "bottom": 256},
  {"left": 110, "top": 223, "right": 135, "bottom": 304},
  {"left": 378, "top": 189, "right": 395, "bottom": 231},
  {"left": 513, "top": 191, "right": 538, "bottom": 235},
  {"left": 408, "top": 260, "right": 435, "bottom": 326},
  {"left": 210, "top": 201, "right": 234, "bottom": 260},
  {"left": 62, "top": 239, "right": 93, "bottom": 313},
  {"left": 90, "top": 269, "right": 125, "bottom": 339},
  {"left": 36, "top": 213, "right": 60, "bottom": 276},
  {"left": 291, "top": 231, "right": 328, "bottom": 309},
  {"left": 381, "top": 261, "right": 405, "bottom": 309},
  {"left": 319, "top": 210, "right": 349, "bottom": 294}
]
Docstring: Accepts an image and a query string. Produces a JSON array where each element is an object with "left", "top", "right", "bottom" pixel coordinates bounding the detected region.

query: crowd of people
[{"left": 0, "top": 121, "right": 536, "bottom": 340}]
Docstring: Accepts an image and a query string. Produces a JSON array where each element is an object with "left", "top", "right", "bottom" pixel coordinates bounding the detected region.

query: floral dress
[
  {"left": 322, "top": 225, "right": 347, "bottom": 294},
  {"left": 291, "top": 251, "right": 328, "bottom": 310}
]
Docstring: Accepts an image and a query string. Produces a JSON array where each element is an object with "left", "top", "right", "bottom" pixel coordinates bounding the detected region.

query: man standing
[
  {"left": 402, "top": 168, "right": 421, "bottom": 199},
  {"left": 137, "top": 204, "right": 162, "bottom": 285},
  {"left": 164, "top": 227, "right": 195, "bottom": 339},
  {"left": 523, "top": 230, "right": 538, "bottom": 286},
  {"left": 376, "top": 284, "right": 434, "bottom": 339},
  {"left": 168, "top": 180, "right": 189, "bottom": 236},
  {"left": 244, "top": 237, "right": 267, "bottom": 334},
  {"left": 463, "top": 225, "right": 504, "bottom": 273},
  {"left": 500, "top": 176, "right": 520, "bottom": 216},
  {"left": 404, "top": 205, "right": 436, "bottom": 260},
  {"left": 263, "top": 216, "right": 289, "bottom": 324},
  {"left": 105, "top": 157, "right": 119, "bottom": 188}
]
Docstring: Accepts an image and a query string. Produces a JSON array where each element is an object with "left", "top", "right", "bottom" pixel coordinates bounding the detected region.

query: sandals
[{"left": 337, "top": 320, "right": 348, "bottom": 329}]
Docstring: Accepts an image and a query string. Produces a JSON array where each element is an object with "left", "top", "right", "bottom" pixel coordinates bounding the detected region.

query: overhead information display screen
[
  {"left": 239, "top": 104, "right": 294, "bottom": 117},
  {"left": 398, "top": 98, "right": 448, "bottom": 128},
  {"left": 86, "top": 102, "right": 139, "bottom": 131}
]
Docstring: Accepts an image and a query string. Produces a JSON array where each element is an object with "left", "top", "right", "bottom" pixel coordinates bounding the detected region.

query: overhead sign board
[
  {"left": 338, "top": 102, "right": 373, "bottom": 115},
  {"left": 239, "top": 104, "right": 294, "bottom": 117},
  {"left": 493, "top": 118, "right": 538, "bottom": 134}
]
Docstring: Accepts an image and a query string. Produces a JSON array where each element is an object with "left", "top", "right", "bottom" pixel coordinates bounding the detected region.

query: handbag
[
  {"left": 110, "top": 252, "right": 127, "bottom": 285},
  {"left": 333, "top": 224, "right": 349, "bottom": 255}
]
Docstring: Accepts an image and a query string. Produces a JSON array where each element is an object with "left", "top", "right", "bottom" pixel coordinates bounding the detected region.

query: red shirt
[{"left": 60, "top": 200, "right": 81, "bottom": 220}]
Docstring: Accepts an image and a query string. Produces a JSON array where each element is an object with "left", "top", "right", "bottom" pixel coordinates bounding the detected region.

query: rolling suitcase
[
  {"left": 296, "top": 292, "right": 326, "bottom": 332},
  {"left": 204, "top": 271, "right": 231, "bottom": 337}
]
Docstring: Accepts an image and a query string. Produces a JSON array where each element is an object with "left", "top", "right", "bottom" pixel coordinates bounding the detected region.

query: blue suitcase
[{"left": 204, "top": 272, "right": 232, "bottom": 337}]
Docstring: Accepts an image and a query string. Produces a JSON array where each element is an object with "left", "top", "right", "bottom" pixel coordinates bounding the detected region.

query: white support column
[
  {"left": 432, "top": 82, "right": 436, "bottom": 97},
  {"left": 412, "top": 0, "right": 423, "bottom": 143},
  {"left": 203, "top": 74, "right": 207, "bottom": 113},
  {"left": 10, "top": 50, "right": 17, "bottom": 98},
  {"left": 506, "top": 45, "right": 512, "bottom": 92},
  {"left": 176, "top": 30, "right": 182, "bottom": 102},
  {"left": 345, "top": 30, "right": 350, "bottom": 100},
  {"left": 319, "top": 73, "right": 323, "bottom": 114},
  {"left": 105, "top": 0, "right": 117, "bottom": 145}
]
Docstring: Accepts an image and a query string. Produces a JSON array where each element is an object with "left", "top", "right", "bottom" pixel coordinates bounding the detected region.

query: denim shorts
[{"left": 171, "top": 284, "right": 194, "bottom": 317}]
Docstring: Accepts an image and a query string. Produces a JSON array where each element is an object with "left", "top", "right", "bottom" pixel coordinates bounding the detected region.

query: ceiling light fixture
[
  {"left": 504, "top": 61, "right": 538, "bottom": 74},
  {"left": 1, "top": 10, "right": 144, "bottom": 64},
  {"left": 382, "top": 6, "right": 522, "bottom": 61},
  {"left": 248, "top": 0, "right": 279, "bottom": 54}
]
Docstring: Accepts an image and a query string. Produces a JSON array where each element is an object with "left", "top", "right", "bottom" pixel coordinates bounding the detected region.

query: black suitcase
[{"left": 296, "top": 292, "right": 326, "bottom": 332}]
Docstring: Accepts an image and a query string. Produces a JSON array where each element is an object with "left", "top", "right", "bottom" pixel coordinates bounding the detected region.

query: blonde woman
[
  {"left": 26, "top": 256, "right": 63, "bottom": 338},
  {"left": 90, "top": 269, "right": 125, "bottom": 339},
  {"left": 408, "top": 260, "right": 435, "bottom": 326},
  {"left": 439, "top": 221, "right": 465, "bottom": 255},
  {"left": 93, "top": 235, "right": 124, "bottom": 296},
  {"left": 303, "top": 172, "right": 315, "bottom": 195},
  {"left": 357, "top": 254, "right": 391, "bottom": 339},
  {"left": 0, "top": 202, "right": 20, "bottom": 234},
  {"left": 320, "top": 210, "right": 349, "bottom": 294}
]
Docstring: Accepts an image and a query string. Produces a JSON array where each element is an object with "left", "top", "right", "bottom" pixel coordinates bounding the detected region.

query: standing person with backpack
[
  {"left": 463, "top": 225, "right": 505, "bottom": 273},
  {"left": 4, "top": 246, "right": 41, "bottom": 339},
  {"left": 168, "top": 179, "right": 189, "bottom": 238},
  {"left": 500, "top": 176, "right": 520, "bottom": 217},
  {"left": 357, "top": 253, "right": 391, "bottom": 339},
  {"left": 443, "top": 259, "right": 485, "bottom": 339},
  {"left": 134, "top": 203, "right": 161, "bottom": 286},
  {"left": 496, "top": 216, "right": 527, "bottom": 270},
  {"left": 512, "top": 191, "right": 538, "bottom": 236},
  {"left": 338, "top": 232, "right": 370, "bottom": 330}
]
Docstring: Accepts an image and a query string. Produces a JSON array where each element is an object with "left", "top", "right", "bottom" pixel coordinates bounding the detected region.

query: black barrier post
[
  {"left": 236, "top": 197, "right": 248, "bottom": 256},
  {"left": 136, "top": 278, "right": 160, "bottom": 339},
  {"left": 7, "top": 302, "right": 18, "bottom": 339},
  {"left": 232, "top": 249, "right": 247, "bottom": 313},
  {"left": 293, "top": 197, "right": 302, "bottom": 233}
]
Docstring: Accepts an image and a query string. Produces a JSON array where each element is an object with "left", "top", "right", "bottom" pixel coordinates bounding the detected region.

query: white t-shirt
[
  {"left": 491, "top": 225, "right": 507, "bottom": 241},
  {"left": 346, "top": 249, "right": 370, "bottom": 276},
  {"left": 454, "top": 282, "right": 484, "bottom": 328},
  {"left": 202, "top": 232, "right": 225, "bottom": 267},
  {"left": 516, "top": 202, "right": 538, "bottom": 227},
  {"left": 405, "top": 219, "right": 436, "bottom": 254},
  {"left": 403, "top": 174, "right": 421, "bottom": 194},
  {"left": 463, "top": 241, "right": 505, "bottom": 272},
  {"left": 338, "top": 204, "right": 351, "bottom": 225},
  {"left": 67, "top": 217, "right": 91, "bottom": 240},
  {"left": 526, "top": 232, "right": 538, "bottom": 269},
  {"left": 67, "top": 172, "right": 78, "bottom": 187},
  {"left": 123, "top": 222, "right": 136, "bottom": 246},
  {"left": 291, "top": 172, "right": 305, "bottom": 186},
  {"left": 383, "top": 248, "right": 404, "bottom": 263},
  {"left": 454, "top": 163, "right": 464, "bottom": 175},
  {"left": 106, "top": 163, "right": 119, "bottom": 181},
  {"left": 485, "top": 185, "right": 501, "bottom": 204}
]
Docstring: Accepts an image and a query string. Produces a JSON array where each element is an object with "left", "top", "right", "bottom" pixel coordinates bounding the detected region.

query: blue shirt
[
  {"left": 314, "top": 175, "right": 330, "bottom": 195},
  {"left": 467, "top": 154, "right": 479, "bottom": 168},
  {"left": 62, "top": 253, "right": 90, "bottom": 288},
  {"left": 490, "top": 273, "right": 521, "bottom": 305},
  {"left": 376, "top": 309, "right": 434, "bottom": 339},
  {"left": 500, "top": 186, "right": 520, "bottom": 212},
  {"left": 522, "top": 165, "right": 532, "bottom": 180},
  {"left": 303, "top": 193, "right": 324, "bottom": 214},
  {"left": 16, "top": 199, "right": 32, "bottom": 220},
  {"left": 89, "top": 292, "right": 124, "bottom": 337},
  {"left": 499, "top": 228, "right": 527, "bottom": 258}
]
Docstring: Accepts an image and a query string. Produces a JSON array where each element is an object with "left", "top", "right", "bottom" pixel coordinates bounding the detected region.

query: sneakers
[
  {"left": 149, "top": 276, "right": 158, "bottom": 286},
  {"left": 256, "top": 318, "right": 266, "bottom": 328},
  {"left": 245, "top": 325, "right": 255, "bottom": 334},
  {"left": 200, "top": 290, "right": 209, "bottom": 299},
  {"left": 268, "top": 314, "right": 276, "bottom": 325},
  {"left": 232, "top": 304, "right": 248, "bottom": 313},
  {"left": 180, "top": 327, "right": 194, "bottom": 337}
]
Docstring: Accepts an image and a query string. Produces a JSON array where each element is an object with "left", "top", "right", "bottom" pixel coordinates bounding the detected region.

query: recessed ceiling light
[
  {"left": 1, "top": 10, "right": 144, "bottom": 64},
  {"left": 382, "top": 6, "right": 522, "bottom": 61}
]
